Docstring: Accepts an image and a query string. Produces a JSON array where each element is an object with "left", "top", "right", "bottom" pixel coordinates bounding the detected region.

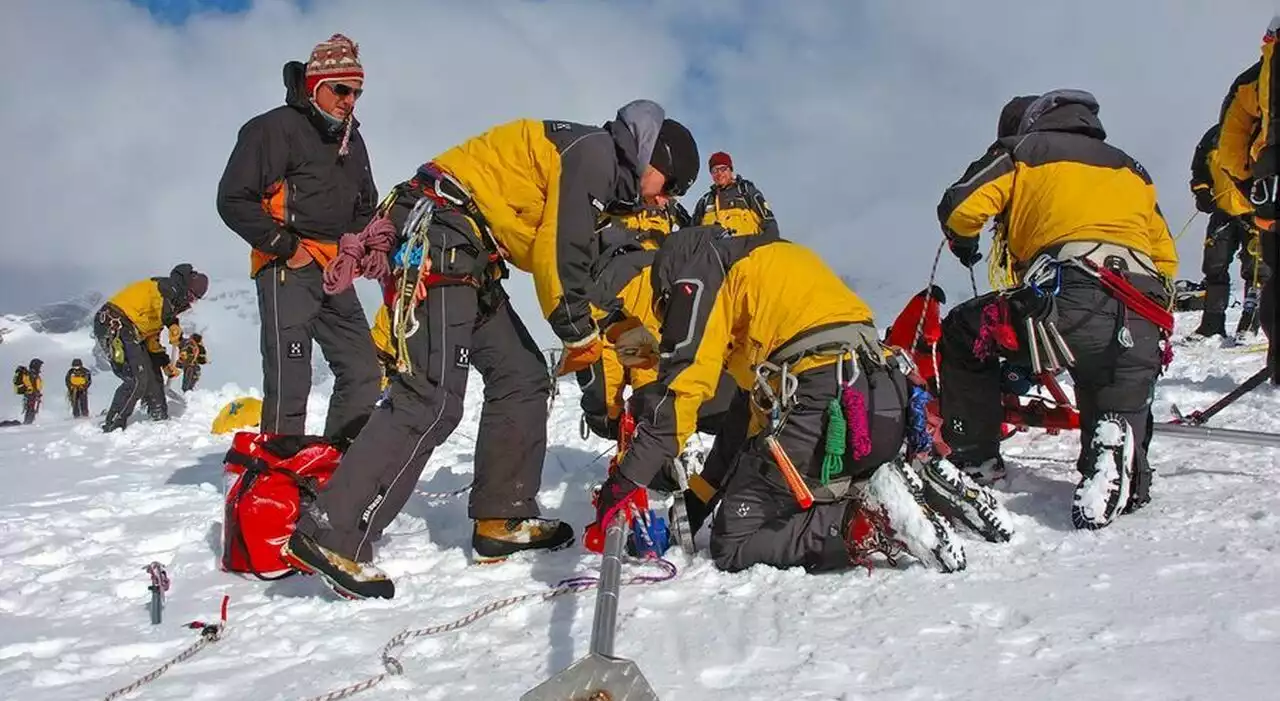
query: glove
[
  {"left": 582, "top": 410, "right": 620, "bottom": 441},
  {"left": 1193, "top": 188, "right": 1216, "bottom": 214},
  {"left": 594, "top": 470, "right": 643, "bottom": 532},
  {"left": 606, "top": 318, "right": 660, "bottom": 369},
  {"left": 948, "top": 236, "right": 983, "bottom": 268},
  {"left": 164, "top": 363, "right": 180, "bottom": 379},
  {"left": 556, "top": 332, "right": 603, "bottom": 376}
]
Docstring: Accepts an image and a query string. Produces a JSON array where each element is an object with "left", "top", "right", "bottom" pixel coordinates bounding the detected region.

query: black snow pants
[
  {"left": 295, "top": 210, "right": 552, "bottom": 562},
  {"left": 254, "top": 258, "right": 380, "bottom": 442},
  {"left": 1200, "top": 211, "right": 1269, "bottom": 317},
  {"left": 938, "top": 265, "right": 1166, "bottom": 500},
  {"left": 69, "top": 389, "right": 89, "bottom": 418},
  {"left": 95, "top": 305, "right": 167, "bottom": 429},
  {"left": 181, "top": 365, "right": 201, "bottom": 393},
  {"left": 710, "top": 359, "right": 910, "bottom": 573},
  {"left": 22, "top": 392, "right": 40, "bottom": 424}
]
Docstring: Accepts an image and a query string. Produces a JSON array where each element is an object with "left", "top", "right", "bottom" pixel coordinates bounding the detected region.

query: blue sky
[
  {"left": 6, "top": 0, "right": 1280, "bottom": 339},
  {"left": 130, "top": 0, "right": 251, "bottom": 24}
]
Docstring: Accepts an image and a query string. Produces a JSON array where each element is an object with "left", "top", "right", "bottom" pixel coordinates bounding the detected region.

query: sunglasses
[{"left": 329, "top": 83, "right": 364, "bottom": 99}]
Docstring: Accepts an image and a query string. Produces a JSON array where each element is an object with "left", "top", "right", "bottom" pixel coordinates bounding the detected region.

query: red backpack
[{"left": 221, "top": 432, "right": 341, "bottom": 579}]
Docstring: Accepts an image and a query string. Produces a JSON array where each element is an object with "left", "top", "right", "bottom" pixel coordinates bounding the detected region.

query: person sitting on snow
[
  {"left": 65, "top": 359, "right": 92, "bottom": 418},
  {"left": 589, "top": 225, "right": 1013, "bottom": 575},
  {"left": 94, "top": 264, "right": 208, "bottom": 432},
  {"left": 176, "top": 333, "right": 209, "bottom": 393},
  {"left": 13, "top": 358, "right": 43, "bottom": 425},
  {"left": 690, "top": 151, "right": 779, "bottom": 238},
  {"left": 935, "top": 89, "right": 1177, "bottom": 530}
]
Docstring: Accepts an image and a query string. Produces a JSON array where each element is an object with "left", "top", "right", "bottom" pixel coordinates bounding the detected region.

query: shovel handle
[{"left": 589, "top": 511, "right": 628, "bottom": 658}]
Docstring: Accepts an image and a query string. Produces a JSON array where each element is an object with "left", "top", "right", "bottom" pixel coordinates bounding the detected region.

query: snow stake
[
  {"left": 145, "top": 562, "right": 169, "bottom": 625},
  {"left": 521, "top": 512, "right": 661, "bottom": 701}
]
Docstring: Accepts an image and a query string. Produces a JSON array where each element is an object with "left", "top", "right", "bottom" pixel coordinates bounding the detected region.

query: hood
[
  {"left": 649, "top": 225, "right": 727, "bottom": 310},
  {"left": 603, "top": 99, "right": 667, "bottom": 208},
  {"left": 997, "top": 95, "right": 1039, "bottom": 139},
  {"left": 1015, "top": 89, "right": 1106, "bottom": 140},
  {"left": 282, "top": 60, "right": 359, "bottom": 136}
]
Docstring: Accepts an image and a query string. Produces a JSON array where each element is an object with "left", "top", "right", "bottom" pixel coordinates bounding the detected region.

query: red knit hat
[
  {"left": 709, "top": 151, "right": 733, "bottom": 170},
  {"left": 304, "top": 34, "right": 364, "bottom": 98}
]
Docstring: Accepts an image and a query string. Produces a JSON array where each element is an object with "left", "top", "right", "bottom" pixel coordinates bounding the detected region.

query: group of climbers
[
  {"left": 10, "top": 358, "right": 95, "bottom": 422},
  {"left": 174, "top": 20, "right": 1280, "bottom": 600}
]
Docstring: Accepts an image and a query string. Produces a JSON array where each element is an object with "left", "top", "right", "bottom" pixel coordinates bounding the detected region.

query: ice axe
[{"left": 520, "top": 511, "right": 660, "bottom": 701}]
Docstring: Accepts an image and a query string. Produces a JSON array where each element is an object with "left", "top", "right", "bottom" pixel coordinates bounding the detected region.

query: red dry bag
[{"left": 221, "top": 432, "right": 341, "bottom": 580}]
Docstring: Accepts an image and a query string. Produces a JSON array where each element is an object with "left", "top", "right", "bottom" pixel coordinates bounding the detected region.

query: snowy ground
[{"left": 2, "top": 304, "right": 1280, "bottom": 701}]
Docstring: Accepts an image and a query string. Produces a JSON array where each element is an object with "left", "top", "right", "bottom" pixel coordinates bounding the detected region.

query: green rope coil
[{"left": 821, "top": 397, "right": 846, "bottom": 484}]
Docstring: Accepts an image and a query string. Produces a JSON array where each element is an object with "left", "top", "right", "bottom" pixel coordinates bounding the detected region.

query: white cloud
[{"left": 2, "top": 0, "right": 1277, "bottom": 342}]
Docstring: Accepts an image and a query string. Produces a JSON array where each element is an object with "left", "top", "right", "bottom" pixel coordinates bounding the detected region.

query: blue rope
[{"left": 906, "top": 385, "right": 934, "bottom": 455}]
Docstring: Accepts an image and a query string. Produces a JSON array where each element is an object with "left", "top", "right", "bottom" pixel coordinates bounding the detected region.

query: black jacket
[{"left": 216, "top": 61, "right": 378, "bottom": 260}]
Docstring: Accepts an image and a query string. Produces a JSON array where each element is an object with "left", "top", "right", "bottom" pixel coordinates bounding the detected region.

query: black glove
[
  {"left": 948, "top": 237, "right": 983, "bottom": 268},
  {"left": 582, "top": 410, "right": 620, "bottom": 441},
  {"left": 1193, "top": 188, "right": 1216, "bottom": 214}
]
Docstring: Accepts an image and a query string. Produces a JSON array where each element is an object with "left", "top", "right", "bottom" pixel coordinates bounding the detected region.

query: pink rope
[
  {"left": 973, "top": 298, "right": 1018, "bottom": 361},
  {"left": 322, "top": 215, "right": 398, "bottom": 295},
  {"left": 841, "top": 384, "right": 872, "bottom": 460}
]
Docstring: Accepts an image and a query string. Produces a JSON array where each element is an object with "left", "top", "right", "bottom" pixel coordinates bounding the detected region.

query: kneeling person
[{"left": 590, "top": 227, "right": 1006, "bottom": 574}]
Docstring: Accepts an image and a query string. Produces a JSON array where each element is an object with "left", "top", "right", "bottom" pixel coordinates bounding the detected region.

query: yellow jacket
[
  {"left": 14, "top": 368, "right": 41, "bottom": 395},
  {"left": 609, "top": 228, "right": 873, "bottom": 486},
  {"left": 691, "top": 177, "right": 779, "bottom": 237},
  {"left": 605, "top": 199, "right": 688, "bottom": 250},
  {"left": 424, "top": 102, "right": 665, "bottom": 344},
  {"left": 938, "top": 90, "right": 1177, "bottom": 280},
  {"left": 1214, "top": 48, "right": 1272, "bottom": 217},
  {"left": 370, "top": 304, "right": 395, "bottom": 362},
  {"left": 108, "top": 279, "right": 183, "bottom": 353}
]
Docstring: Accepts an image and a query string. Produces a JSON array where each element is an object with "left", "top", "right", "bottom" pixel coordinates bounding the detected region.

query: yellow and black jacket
[
  {"left": 607, "top": 226, "right": 874, "bottom": 487},
  {"left": 106, "top": 266, "right": 198, "bottom": 353},
  {"left": 938, "top": 89, "right": 1177, "bottom": 281},
  {"left": 65, "top": 366, "right": 91, "bottom": 392},
  {"left": 388, "top": 101, "right": 668, "bottom": 345},
  {"left": 1213, "top": 35, "right": 1279, "bottom": 219},
  {"left": 602, "top": 199, "right": 691, "bottom": 250},
  {"left": 13, "top": 367, "right": 41, "bottom": 396},
  {"left": 691, "top": 176, "right": 779, "bottom": 237}
]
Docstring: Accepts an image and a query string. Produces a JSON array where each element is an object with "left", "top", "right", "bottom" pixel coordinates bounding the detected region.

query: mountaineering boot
[
  {"left": 858, "top": 460, "right": 966, "bottom": 573},
  {"left": 1235, "top": 296, "right": 1261, "bottom": 342},
  {"left": 951, "top": 454, "right": 1008, "bottom": 486},
  {"left": 1070, "top": 413, "right": 1134, "bottom": 530},
  {"left": 280, "top": 530, "right": 394, "bottom": 600},
  {"left": 471, "top": 518, "right": 575, "bottom": 563},
  {"left": 1188, "top": 311, "right": 1227, "bottom": 341},
  {"left": 916, "top": 455, "right": 1016, "bottom": 543}
]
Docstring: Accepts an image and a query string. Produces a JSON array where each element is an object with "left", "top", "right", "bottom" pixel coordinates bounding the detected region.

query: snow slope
[{"left": 2, "top": 298, "right": 1280, "bottom": 700}]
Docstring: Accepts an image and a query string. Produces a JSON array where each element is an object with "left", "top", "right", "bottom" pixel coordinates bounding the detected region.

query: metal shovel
[{"left": 521, "top": 513, "right": 661, "bottom": 701}]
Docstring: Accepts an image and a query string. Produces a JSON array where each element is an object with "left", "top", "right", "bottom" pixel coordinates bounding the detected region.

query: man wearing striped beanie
[{"left": 215, "top": 34, "right": 381, "bottom": 446}]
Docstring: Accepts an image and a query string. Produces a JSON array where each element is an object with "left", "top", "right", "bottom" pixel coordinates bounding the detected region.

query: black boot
[{"left": 1190, "top": 311, "right": 1227, "bottom": 340}]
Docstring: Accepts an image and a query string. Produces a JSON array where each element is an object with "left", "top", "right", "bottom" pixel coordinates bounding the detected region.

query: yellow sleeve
[
  {"left": 937, "top": 149, "right": 1016, "bottom": 240},
  {"left": 1147, "top": 200, "right": 1178, "bottom": 278},
  {"left": 167, "top": 324, "right": 182, "bottom": 347},
  {"left": 1210, "top": 148, "right": 1254, "bottom": 217}
]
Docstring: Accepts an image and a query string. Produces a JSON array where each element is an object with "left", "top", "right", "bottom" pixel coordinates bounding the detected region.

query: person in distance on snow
[
  {"left": 1187, "top": 123, "right": 1269, "bottom": 342},
  {"left": 281, "top": 100, "right": 701, "bottom": 600},
  {"left": 689, "top": 151, "right": 780, "bottom": 237},
  {"left": 12, "top": 359, "right": 43, "bottom": 425},
  {"left": 65, "top": 359, "right": 92, "bottom": 419},
  {"left": 176, "top": 333, "right": 208, "bottom": 393},
  {"left": 936, "top": 89, "right": 1177, "bottom": 530},
  {"left": 94, "top": 265, "right": 208, "bottom": 432},
  {"left": 1212, "top": 16, "right": 1280, "bottom": 375},
  {"left": 588, "top": 225, "right": 1015, "bottom": 575},
  {"left": 216, "top": 33, "right": 381, "bottom": 445}
]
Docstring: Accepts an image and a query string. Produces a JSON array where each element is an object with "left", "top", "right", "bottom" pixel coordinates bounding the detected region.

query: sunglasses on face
[
  {"left": 329, "top": 83, "right": 364, "bottom": 99},
  {"left": 710, "top": 165, "right": 731, "bottom": 174}
]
